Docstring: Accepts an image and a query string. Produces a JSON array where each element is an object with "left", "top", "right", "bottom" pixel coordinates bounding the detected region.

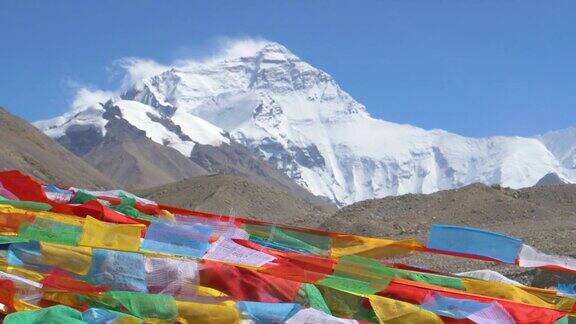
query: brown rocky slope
[
  {"left": 323, "top": 183, "right": 575, "bottom": 255},
  {"left": 137, "top": 174, "right": 336, "bottom": 227},
  {"left": 0, "top": 107, "right": 115, "bottom": 189}
]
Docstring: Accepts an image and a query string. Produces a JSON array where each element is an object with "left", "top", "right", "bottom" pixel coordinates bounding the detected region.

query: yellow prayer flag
[
  {"left": 331, "top": 234, "right": 423, "bottom": 258},
  {"left": 40, "top": 242, "right": 93, "bottom": 275},
  {"left": 79, "top": 216, "right": 144, "bottom": 252},
  {"left": 0, "top": 205, "right": 85, "bottom": 227},
  {"left": 34, "top": 211, "right": 85, "bottom": 227},
  {"left": 368, "top": 295, "right": 442, "bottom": 324},
  {"left": 158, "top": 209, "right": 176, "bottom": 223},
  {"left": 462, "top": 279, "right": 574, "bottom": 311},
  {"left": 13, "top": 299, "right": 42, "bottom": 312},
  {"left": 0, "top": 259, "right": 45, "bottom": 283},
  {"left": 114, "top": 317, "right": 142, "bottom": 324},
  {"left": 42, "top": 292, "right": 90, "bottom": 308},
  {"left": 196, "top": 285, "right": 230, "bottom": 298},
  {"left": 176, "top": 300, "right": 240, "bottom": 324}
]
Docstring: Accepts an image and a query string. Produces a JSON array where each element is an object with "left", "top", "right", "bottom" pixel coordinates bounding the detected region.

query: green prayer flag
[
  {"left": 110, "top": 195, "right": 156, "bottom": 222},
  {"left": 0, "top": 235, "right": 28, "bottom": 245},
  {"left": 318, "top": 274, "right": 389, "bottom": 296},
  {"left": 295, "top": 283, "right": 332, "bottom": 315},
  {"left": 0, "top": 197, "right": 52, "bottom": 211},
  {"left": 317, "top": 285, "right": 365, "bottom": 319},
  {"left": 104, "top": 291, "right": 178, "bottom": 321},
  {"left": 71, "top": 191, "right": 97, "bottom": 204},
  {"left": 245, "top": 224, "right": 331, "bottom": 255},
  {"left": 338, "top": 255, "right": 465, "bottom": 290},
  {"left": 4, "top": 305, "right": 85, "bottom": 324},
  {"left": 18, "top": 219, "right": 82, "bottom": 246}
]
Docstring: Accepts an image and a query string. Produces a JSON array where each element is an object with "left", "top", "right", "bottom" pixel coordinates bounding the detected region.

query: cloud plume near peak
[
  {"left": 59, "top": 37, "right": 271, "bottom": 110},
  {"left": 114, "top": 58, "right": 170, "bottom": 91},
  {"left": 64, "top": 37, "right": 273, "bottom": 112},
  {"left": 118, "top": 37, "right": 271, "bottom": 88},
  {"left": 70, "top": 88, "right": 117, "bottom": 112}
]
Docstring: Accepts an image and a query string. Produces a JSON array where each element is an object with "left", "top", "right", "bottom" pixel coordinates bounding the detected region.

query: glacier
[{"left": 35, "top": 41, "right": 576, "bottom": 206}]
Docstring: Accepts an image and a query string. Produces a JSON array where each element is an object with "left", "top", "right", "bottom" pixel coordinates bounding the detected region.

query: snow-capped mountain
[
  {"left": 537, "top": 127, "right": 576, "bottom": 181},
  {"left": 35, "top": 41, "right": 575, "bottom": 205}
]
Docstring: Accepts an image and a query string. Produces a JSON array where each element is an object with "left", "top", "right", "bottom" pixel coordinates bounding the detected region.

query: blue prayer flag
[
  {"left": 237, "top": 301, "right": 301, "bottom": 323},
  {"left": 427, "top": 224, "right": 522, "bottom": 263}
]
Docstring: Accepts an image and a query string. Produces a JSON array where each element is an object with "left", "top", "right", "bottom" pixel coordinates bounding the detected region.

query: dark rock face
[
  {"left": 57, "top": 124, "right": 104, "bottom": 156},
  {"left": 248, "top": 139, "right": 325, "bottom": 170},
  {"left": 535, "top": 172, "right": 567, "bottom": 186},
  {"left": 56, "top": 101, "right": 116, "bottom": 157},
  {"left": 145, "top": 112, "right": 193, "bottom": 142},
  {"left": 293, "top": 144, "right": 325, "bottom": 169},
  {"left": 122, "top": 83, "right": 176, "bottom": 116}
]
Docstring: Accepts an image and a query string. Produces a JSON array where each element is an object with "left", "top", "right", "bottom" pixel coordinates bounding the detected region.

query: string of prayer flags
[{"left": 0, "top": 170, "right": 574, "bottom": 324}]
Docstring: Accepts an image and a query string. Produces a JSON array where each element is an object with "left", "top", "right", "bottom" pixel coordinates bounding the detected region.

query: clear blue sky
[{"left": 1, "top": 1, "right": 575, "bottom": 137}]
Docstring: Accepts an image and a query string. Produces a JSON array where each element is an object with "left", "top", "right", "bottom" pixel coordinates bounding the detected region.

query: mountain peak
[
  {"left": 535, "top": 172, "right": 568, "bottom": 186},
  {"left": 215, "top": 40, "right": 296, "bottom": 61},
  {"left": 215, "top": 41, "right": 300, "bottom": 65},
  {"left": 35, "top": 41, "right": 576, "bottom": 205},
  {"left": 258, "top": 42, "right": 294, "bottom": 55}
]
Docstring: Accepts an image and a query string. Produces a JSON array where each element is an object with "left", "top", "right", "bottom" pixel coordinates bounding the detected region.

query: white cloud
[
  {"left": 114, "top": 58, "right": 170, "bottom": 90},
  {"left": 109, "top": 38, "right": 271, "bottom": 91},
  {"left": 175, "top": 37, "right": 271, "bottom": 65},
  {"left": 214, "top": 37, "right": 270, "bottom": 60},
  {"left": 64, "top": 37, "right": 273, "bottom": 112},
  {"left": 71, "top": 88, "right": 116, "bottom": 112}
]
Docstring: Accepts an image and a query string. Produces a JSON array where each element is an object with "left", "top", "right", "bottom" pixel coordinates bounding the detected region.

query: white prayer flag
[{"left": 203, "top": 238, "right": 276, "bottom": 267}]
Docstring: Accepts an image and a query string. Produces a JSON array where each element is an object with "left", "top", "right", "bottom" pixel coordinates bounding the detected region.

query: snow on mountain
[
  {"left": 35, "top": 40, "right": 575, "bottom": 205},
  {"left": 35, "top": 102, "right": 108, "bottom": 139},
  {"left": 114, "top": 99, "right": 229, "bottom": 156},
  {"left": 36, "top": 98, "right": 229, "bottom": 157},
  {"left": 538, "top": 127, "right": 576, "bottom": 168},
  {"left": 537, "top": 127, "right": 576, "bottom": 180}
]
